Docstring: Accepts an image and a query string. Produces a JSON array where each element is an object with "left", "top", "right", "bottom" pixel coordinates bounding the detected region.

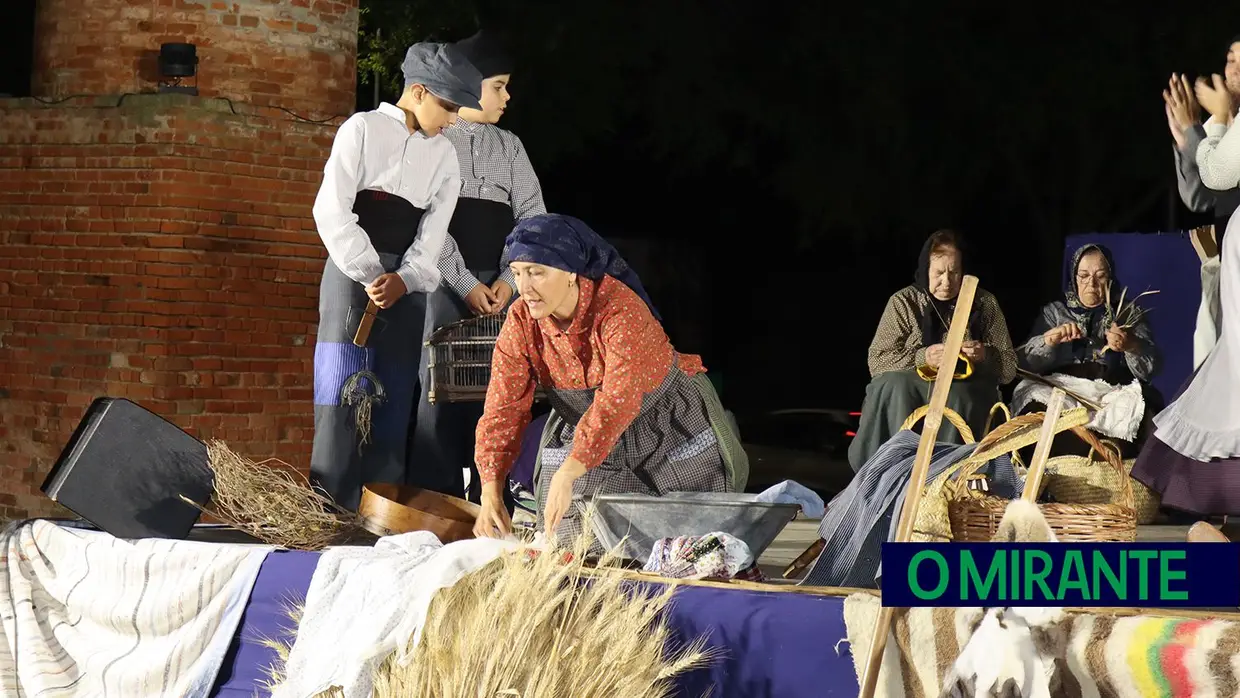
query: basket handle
[
  {"left": 1070, "top": 427, "right": 1136, "bottom": 509},
  {"left": 900, "top": 405, "right": 975, "bottom": 444},
  {"left": 980, "top": 401, "right": 1012, "bottom": 438}
]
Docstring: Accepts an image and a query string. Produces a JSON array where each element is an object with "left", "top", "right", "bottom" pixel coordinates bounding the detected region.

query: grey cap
[{"left": 401, "top": 42, "right": 484, "bottom": 110}]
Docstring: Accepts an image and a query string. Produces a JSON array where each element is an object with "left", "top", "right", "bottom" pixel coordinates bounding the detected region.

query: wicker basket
[
  {"left": 979, "top": 402, "right": 1028, "bottom": 475},
  {"left": 425, "top": 313, "right": 546, "bottom": 404},
  {"left": 947, "top": 427, "right": 1137, "bottom": 542},
  {"left": 1044, "top": 431, "right": 1161, "bottom": 525},
  {"left": 899, "top": 406, "right": 975, "bottom": 543}
]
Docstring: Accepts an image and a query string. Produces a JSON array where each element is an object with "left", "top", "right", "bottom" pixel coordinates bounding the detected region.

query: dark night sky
[{"left": 6, "top": 1, "right": 1240, "bottom": 414}]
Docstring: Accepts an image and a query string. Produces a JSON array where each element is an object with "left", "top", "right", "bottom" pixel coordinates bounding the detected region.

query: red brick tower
[{"left": 0, "top": 0, "right": 359, "bottom": 520}]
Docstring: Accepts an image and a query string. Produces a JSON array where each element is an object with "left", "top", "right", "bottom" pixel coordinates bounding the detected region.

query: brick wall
[
  {"left": 0, "top": 0, "right": 359, "bottom": 522},
  {"left": 33, "top": 0, "right": 357, "bottom": 118}
]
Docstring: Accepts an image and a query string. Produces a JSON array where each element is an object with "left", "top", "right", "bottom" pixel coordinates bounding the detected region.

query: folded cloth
[
  {"left": 273, "top": 532, "right": 523, "bottom": 698},
  {"left": 1011, "top": 374, "right": 1145, "bottom": 442},
  {"left": 642, "top": 532, "right": 754, "bottom": 580},
  {"left": 754, "top": 480, "right": 826, "bottom": 517},
  {"left": 0, "top": 519, "right": 273, "bottom": 698}
]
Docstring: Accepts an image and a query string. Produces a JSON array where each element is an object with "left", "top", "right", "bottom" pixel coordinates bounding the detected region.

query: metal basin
[{"left": 573, "top": 492, "right": 800, "bottom": 563}]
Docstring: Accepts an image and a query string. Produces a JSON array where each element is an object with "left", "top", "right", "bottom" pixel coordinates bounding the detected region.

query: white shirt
[
  {"left": 1197, "top": 111, "right": 1240, "bottom": 192},
  {"left": 312, "top": 102, "right": 461, "bottom": 294}
]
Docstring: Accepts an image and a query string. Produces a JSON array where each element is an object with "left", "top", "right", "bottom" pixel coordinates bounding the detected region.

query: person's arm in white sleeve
[
  {"left": 396, "top": 153, "right": 461, "bottom": 294},
  {"left": 1196, "top": 113, "right": 1240, "bottom": 191},
  {"left": 311, "top": 115, "right": 386, "bottom": 286}
]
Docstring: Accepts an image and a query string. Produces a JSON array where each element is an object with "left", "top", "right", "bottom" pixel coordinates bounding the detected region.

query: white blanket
[
  {"left": 1011, "top": 375, "right": 1145, "bottom": 442},
  {"left": 0, "top": 519, "right": 272, "bottom": 698},
  {"left": 273, "top": 532, "right": 523, "bottom": 698}
]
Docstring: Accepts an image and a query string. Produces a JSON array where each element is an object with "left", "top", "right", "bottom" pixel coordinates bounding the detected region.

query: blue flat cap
[{"left": 401, "top": 42, "right": 484, "bottom": 110}]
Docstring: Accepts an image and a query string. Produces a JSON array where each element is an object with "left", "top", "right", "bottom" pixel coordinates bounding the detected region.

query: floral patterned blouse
[{"left": 474, "top": 275, "right": 704, "bottom": 485}]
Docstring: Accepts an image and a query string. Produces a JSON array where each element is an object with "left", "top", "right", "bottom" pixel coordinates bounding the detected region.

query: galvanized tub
[{"left": 573, "top": 492, "right": 800, "bottom": 563}]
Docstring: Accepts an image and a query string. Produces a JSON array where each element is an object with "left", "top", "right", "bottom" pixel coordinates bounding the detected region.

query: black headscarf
[
  {"left": 453, "top": 30, "right": 513, "bottom": 79},
  {"left": 913, "top": 230, "right": 984, "bottom": 346}
]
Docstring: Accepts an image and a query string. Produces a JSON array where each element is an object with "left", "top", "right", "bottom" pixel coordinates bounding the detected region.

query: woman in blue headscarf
[
  {"left": 470, "top": 214, "right": 749, "bottom": 541},
  {"left": 1013, "top": 243, "right": 1162, "bottom": 458}
]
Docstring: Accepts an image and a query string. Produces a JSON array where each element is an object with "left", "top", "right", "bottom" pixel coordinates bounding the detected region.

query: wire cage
[{"left": 426, "top": 313, "right": 545, "bottom": 404}]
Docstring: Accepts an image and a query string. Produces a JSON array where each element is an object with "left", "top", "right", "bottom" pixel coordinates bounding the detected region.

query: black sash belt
[
  {"left": 354, "top": 189, "right": 427, "bottom": 255},
  {"left": 449, "top": 197, "right": 514, "bottom": 270}
]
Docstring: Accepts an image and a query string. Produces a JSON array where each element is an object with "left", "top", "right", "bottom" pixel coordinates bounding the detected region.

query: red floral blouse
[{"left": 474, "top": 275, "right": 705, "bottom": 485}]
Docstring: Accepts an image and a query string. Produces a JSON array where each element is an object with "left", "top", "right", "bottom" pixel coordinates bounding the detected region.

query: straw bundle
[
  {"left": 268, "top": 524, "right": 714, "bottom": 698},
  {"left": 374, "top": 526, "right": 713, "bottom": 697},
  {"left": 180, "top": 440, "right": 360, "bottom": 550}
]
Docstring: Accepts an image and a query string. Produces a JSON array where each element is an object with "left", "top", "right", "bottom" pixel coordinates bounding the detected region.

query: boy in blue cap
[{"left": 309, "top": 42, "right": 483, "bottom": 511}]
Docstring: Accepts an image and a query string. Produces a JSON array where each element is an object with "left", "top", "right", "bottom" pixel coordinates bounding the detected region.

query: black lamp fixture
[{"left": 158, "top": 42, "right": 199, "bottom": 95}]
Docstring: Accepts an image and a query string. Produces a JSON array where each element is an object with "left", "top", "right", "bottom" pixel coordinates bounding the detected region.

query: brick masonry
[
  {"left": 0, "top": 0, "right": 359, "bottom": 522},
  {"left": 33, "top": 0, "right": 358, "bottom": 118}
]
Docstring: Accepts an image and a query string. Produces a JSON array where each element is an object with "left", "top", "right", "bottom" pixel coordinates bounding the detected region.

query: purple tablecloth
[{"left": 210, "top": 550, "right": 859, "bottom": 698}]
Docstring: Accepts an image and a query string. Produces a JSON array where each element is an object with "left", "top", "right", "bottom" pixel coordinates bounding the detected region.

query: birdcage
[{"left": 425, "top": 313, "right": 504, "bottom": 404}]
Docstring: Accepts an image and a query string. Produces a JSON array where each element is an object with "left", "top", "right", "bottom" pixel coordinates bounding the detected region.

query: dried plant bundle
[
  {"left": 180, "top": 440, "right": 359, "bottom": 550},
  {"left": 269, "top": 521, "right": 715, "bottom": 698},
  {"left": 1104, "top": 284, "right": 1159, "bottom": 330}
]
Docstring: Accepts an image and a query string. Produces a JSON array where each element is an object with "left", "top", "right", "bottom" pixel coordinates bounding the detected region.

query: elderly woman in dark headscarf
[
  {"left": 470, "top": 214, "right": 748, "bottom": 541},
  {"left": 848, "top": 229, "right": 1018, "bottom": 471},
  {"left": 1013, "top": 243, "right": 1162, "bottom": 457}
]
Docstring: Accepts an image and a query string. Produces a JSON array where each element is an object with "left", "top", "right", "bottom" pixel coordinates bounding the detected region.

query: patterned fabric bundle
[
  {"left": 843, "top": 593, "right": 1240, "bottom": 698},
  {"left": 641, "top": 532, "right": 758, "bottom": 581}
]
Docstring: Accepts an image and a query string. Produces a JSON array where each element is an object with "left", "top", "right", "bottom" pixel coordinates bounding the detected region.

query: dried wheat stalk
[
  {"left": 1099, "top": 283, "right": 1159, "bottom": 354},
  {"left": 180, "top": 440, "right": 360, "bottom": 550},
  {"left": 267, "top": 520, "right": 715, "bottom": 698},
  {"left": 1105, "top": 284, "right": 1159, "bottom": 329}
]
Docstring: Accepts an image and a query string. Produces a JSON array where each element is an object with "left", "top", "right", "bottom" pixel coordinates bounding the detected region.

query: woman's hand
[
  {"left": 961, "top": 340, "right": 986, "bottom": 363},
  {"left": 1043, "top": 323, "right": 1083, "bottom": 346},
  {"left": 543, "top": 457, "right": 588, "bottom": 536},
  {"left": 1195, "top": 74, "right": 1234, "bottom": 124},
  {"left": 1105, "top": 323, "right": 1133, "bottom": 353},
  {"left": 473, "top": 480, "right": 512, "bottom": 539},
  {"left": 925, "top": 343, "right": 945, "bottom": 369}
]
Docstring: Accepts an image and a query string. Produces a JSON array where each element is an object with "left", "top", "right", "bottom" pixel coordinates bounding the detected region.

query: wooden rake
[
  {"left": 1020, "top": 387, "right": 1066, "bottom": 504},
  {"left": 855, "top": 275, "right": 978, "bottom": 698},
  {"left": 856, "top": 374, "right": 1069, "bottom": 698}
]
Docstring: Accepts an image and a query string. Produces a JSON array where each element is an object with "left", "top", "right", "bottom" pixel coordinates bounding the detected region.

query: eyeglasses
[{"left": 1076, "top": 272, "right": 1110, "bottom": 285}]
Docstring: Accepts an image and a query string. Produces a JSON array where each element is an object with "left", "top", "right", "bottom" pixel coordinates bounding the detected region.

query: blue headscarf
[{"left": 505, "top": 214, "right": 662, "bottom": 322}]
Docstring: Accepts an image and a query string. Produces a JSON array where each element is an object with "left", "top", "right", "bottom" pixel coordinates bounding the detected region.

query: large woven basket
[
  {"left": 947, "top": 426, "right": 1137, "bottom": 542},
  {"left": 904, "top": 402, "right": 1074, "bottom": 542},
  {"left": 1043, "top": 431, "right": 1160, "bottom": 525}
]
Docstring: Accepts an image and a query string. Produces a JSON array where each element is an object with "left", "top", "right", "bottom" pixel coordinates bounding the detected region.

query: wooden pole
[
  {"left": 1021, "top": 388, "right": 1065, "bottom": 503},
  {"left": 856, "top": 275, "right": 978, "bottom": 698}
]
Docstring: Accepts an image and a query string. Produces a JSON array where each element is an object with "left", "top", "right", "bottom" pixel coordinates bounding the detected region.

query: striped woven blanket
[
  {"left": 844, "top": 593, "right": 1240, "bottom": 698},
  {"left": 0, "top": 520, "right": 273, "bottom": 698}
]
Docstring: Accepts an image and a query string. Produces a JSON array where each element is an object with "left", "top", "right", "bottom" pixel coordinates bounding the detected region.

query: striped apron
[
  {"left": 531, "top": 363, "right": 748, "bottom": 546},
  {"left": 309, "top": 190, "right": 427, "bottom": 512}
]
